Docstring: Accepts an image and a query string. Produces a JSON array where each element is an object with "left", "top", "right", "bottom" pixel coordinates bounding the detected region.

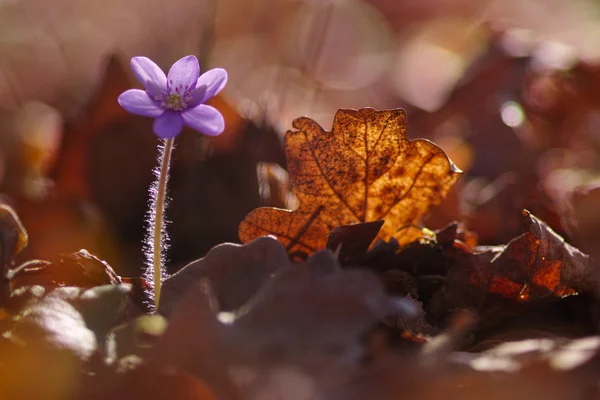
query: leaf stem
[{"left": 150, "top": 137, "right": 174, "bottom": 310}]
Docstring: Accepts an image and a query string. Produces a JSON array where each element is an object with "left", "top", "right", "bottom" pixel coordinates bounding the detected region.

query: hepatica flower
[
  {"left": 117, "top": 55, "right": 228, "bottom": 311},
  {"left": 118, "top": 55, "right": 227, "bottom": 138}
]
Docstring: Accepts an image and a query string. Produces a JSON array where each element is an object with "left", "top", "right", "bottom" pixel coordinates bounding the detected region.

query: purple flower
[{"left": 118, "top": 55, "right": 228, "bottom": 139}]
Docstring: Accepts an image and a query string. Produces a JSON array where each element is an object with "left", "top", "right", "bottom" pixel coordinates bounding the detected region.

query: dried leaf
[
  {"left": 8, "top": 284, "right": 130, "bottom": 346},
  {"left": 473, "top": 211, "right": 591, "bottom": 300},
  {"left": 11, "top": 289, "right": 98, "bottom": 361},
  {"left": 76, "top": 284, "right": 131, "bottom": 338},
  {"left": 8, "top": 249, "right": 121, "bottom": 291},
  {"left": 440, "top": 211, "right": 595, "bottom": 316},
  {"left": 435, "top": 222, "right": 478, "bottom": 252},
  {"left": 239, "top": 108, "right": 461, "bottom": 255},
  {"left": 326, "top": 220, "right": 384, "bottom": 265},
  {"left": 232, "top": 250, "right": 390, "bottom": 365},
  {"left": 159, "top": 236, "right": 290, "bottom": 316}
]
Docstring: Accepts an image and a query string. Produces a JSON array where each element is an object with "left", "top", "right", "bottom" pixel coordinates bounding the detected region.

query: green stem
[{"left": 152, "top": 138, "right": 174, "bottom": 309}]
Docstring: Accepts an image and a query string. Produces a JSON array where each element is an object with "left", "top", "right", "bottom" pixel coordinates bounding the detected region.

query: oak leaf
[{"left": 239, "top": 108, "right": 461, "bottom": 255}]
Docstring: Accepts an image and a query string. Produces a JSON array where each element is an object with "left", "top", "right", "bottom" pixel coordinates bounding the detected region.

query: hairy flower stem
[{"left": 149, "top": 138, "right": 174, "bottom": 310}]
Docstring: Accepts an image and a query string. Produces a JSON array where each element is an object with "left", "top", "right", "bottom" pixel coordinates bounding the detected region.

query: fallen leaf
[
  {"left": 8, "top": 249, "right": 121, "bottom": 291},
  {"left": 439, "top": 211, "right": 595, "bottom": 318},
  {"left": 76, "top": 284, "right": 131, "bottom": 339},
  {"left": 435, "top": 222, "right": 478, "bottom": 252},
  {"left": 8, "top": 285, "right": 130, "bottom": 345},
  {"left": 232, "top": 250, "right": 391, "bottom": 366},
  {"left": 473, "top": 210, "right": 591, "bottom": 300},
  {"left": 361, "top": 226, "right": 450, "bottom": 302},
  {"left": 326, "top": 220, "right": 384, "bottom": 265},
  {"left": 10, "top": 288, "right": 98, "bottom": 361},
  {"left": 159, "top": 236, "right": 290, "bottom": 316},
  {"left": 239, "top": 108, "right": 461, "bottom": 255}
]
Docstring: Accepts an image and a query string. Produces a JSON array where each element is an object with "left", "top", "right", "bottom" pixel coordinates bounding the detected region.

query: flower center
[
  {"left": 165, "top": 93, "right": 185, "bottom": 110},
  {"left": 158, "top": 83, "right": 193, "bottom": 111}
]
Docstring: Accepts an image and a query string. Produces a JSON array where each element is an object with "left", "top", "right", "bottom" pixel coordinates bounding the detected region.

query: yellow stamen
[{"left": 166, "top": 93, "right": 184, "bottom": 110}]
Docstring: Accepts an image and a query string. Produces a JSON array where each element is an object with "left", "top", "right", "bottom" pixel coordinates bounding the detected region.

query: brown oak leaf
[{"left": 239, "top": 108, "right": 461, "bottom": 255}]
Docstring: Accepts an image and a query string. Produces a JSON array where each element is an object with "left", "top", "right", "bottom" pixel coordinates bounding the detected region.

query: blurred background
[{"left": 2, "top": 0, "right": 600, "bottom": 277}]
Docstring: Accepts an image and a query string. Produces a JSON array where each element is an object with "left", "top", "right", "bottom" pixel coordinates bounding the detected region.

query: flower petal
[
  {"left": 167, "top": 55, "right": 200, "bottom": 94},
  {"left": 188, "top": 68, "right": 228, "bottom": 106},
  {"left": 181, "top": 105, "right": 225, "bottom": 136},
  {"left": 131, "top": 57, "right": 167, "bottom": 98},
  {"left": 118, "top": 89, "right": 164, "bottom": 117},
  {"left": 153, "top": 110, "right": 184, "bottom": 139}
]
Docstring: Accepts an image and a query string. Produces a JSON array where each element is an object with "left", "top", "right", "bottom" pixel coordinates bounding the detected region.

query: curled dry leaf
[
  {"left": 239, "top": 108, "right": 461, "bottom": 256},
  {"left": 7, "top": 249, "right": 121, "bottom": 291},
  {"left": 441, "top": 211, "right": 595, "bottom": 315},
  {"left": 471, "top": 210, "right": 591, "bottom": 301}
]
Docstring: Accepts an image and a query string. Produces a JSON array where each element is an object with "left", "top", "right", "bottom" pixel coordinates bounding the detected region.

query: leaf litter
[{"left": 2, "top": 104, "right": 600, "bottom": 400}]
